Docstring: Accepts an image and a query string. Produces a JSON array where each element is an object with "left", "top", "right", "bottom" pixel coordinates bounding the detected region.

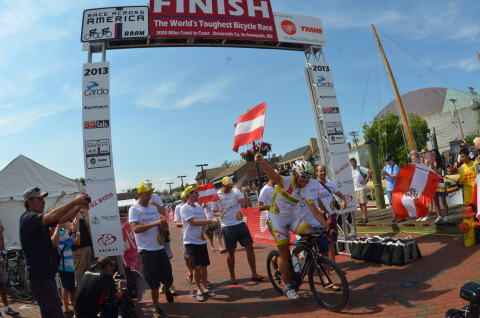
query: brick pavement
[{"left": 11, "top": 226, "right": 480, "bottom": 318}]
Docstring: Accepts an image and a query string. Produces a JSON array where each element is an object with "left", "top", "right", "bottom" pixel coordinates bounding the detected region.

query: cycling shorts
[{"left": 267, "top": 212, "right": 311, "bottom": 245}]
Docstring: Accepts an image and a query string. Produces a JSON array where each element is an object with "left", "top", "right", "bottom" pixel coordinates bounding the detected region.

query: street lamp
[
  {"left": 166, "top": 182, "right": 173, "bottom": 194},
  {"left": 449, "top": 98, "right": 464, "bottom": 139},
  {"left": 196, "top": 164, "right": 208, "bottom": 184},
  {"left": 177, "top": 175, "right": 187, "bottom": 188}
]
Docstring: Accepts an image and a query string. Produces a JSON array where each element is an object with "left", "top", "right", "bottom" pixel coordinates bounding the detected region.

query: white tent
[{"left": 0, "top": 155, "right": 85, "bottom": 249}]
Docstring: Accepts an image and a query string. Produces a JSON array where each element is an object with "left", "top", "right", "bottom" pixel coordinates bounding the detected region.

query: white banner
[
  {"left": 82, "top": 62, "right": 124, "bottom": 257},
  {"left": 274, "top": 13, "right": 326, "bottom": 46},
  {"left": 81, "top": 6, "right": 149, "bottom": 42},
  {"left": 306, "top": 61, "right": 356, "bottom": 214}
]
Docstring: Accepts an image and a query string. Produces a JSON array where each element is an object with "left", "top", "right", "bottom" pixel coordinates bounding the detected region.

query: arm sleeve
[
  {"left": 361, "top": 167, "right": 370, "bottom": 174},
  {"left": 174, "top": 206, "right": 181, "bottom": 222},
  {"left": 258, "top": 189, "right": 267, "bottom": 203},
  {"left": 235, "top": 188, "right": 244, "bottom": 202},
  {"left": 180, "top": 205, "right": 194, "bottom": 222},
  {"left": 128, "top": 206, "right": 139, "bottom": 224},
  {"left": 330, "top": 182, "right": 339, "bottom": 193},
  {"left": 393, "top": 165, "right": 400, "bottom": 175},
  {"left": 22, "top": 212, "right": 43, "bottom": 231}
]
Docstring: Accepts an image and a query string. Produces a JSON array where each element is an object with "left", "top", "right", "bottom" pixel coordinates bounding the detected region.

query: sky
[{"left": 0, "top": 0, "right": 478, "bottom": 192}]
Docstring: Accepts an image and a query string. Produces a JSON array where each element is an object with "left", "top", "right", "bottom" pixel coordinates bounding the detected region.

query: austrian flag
[
  {"left": 197, "top": 183, "right": 219, "bottom": 204},
  {"left": 392, "top": 163, "right": 441, "bottom": 221},
  {"left": 233, "top": 102, "right": 266, "bottom": 152}
]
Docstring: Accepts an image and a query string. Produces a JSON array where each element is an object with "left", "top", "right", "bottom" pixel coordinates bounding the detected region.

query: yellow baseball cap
[
  {"left": 222, "top": 176, "right": 233, "bottom": 186},
  {"left": 138, "top": 181, "right": 154, "bottom": 193},
  {"left": 183, "top": 185, "right": 198, "bottom": 196},
  {"left": 180, "top": 191, "right": 186, "bottom": 199}
]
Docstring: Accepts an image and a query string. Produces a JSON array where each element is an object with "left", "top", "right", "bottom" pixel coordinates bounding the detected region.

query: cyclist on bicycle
[{"left": 255, "top": 154, "right": 330, "bottom": 299}]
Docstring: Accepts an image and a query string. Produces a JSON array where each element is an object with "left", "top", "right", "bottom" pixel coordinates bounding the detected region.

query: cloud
[
  {"left": 439, "top": 56, "right": 480, "bottom": 72},
  {"left": 134, "top": 75, "right": 233, "bottom": 110}
]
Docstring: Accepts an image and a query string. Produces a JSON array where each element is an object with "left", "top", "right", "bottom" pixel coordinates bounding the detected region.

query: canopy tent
[{"left": 0, "top": 155, "right": 85, "bottom": 248}]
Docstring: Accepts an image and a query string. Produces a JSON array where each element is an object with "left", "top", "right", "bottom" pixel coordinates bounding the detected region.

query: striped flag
[
  {"left": 392, "top": 163, "right": 441, "bottom": 221},
  {"left": 233, "top": 102, "right": 266, "bottom": 152},
  {"left": 197, "top": 183, "right": 219, "bottom": 204}
]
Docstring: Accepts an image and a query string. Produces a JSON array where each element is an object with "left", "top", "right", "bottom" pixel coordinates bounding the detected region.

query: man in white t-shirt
[
  {"left": 128, "top": 181, "right": 173, "bottom": 317},
  {"left": 174, "top": 193, "right": 194, "bottom": 284},
  {"left": 258, "top": 177, "right": 275, "bottom": 212},
  {"left": 350, "top": 157, "right": 371, "bottom": 223},
  {"left": 212, "top": 176, "right": 264, "bottom": 284},
  {"left": 180, "top": 186, "right": 219, "bottom": 302}
]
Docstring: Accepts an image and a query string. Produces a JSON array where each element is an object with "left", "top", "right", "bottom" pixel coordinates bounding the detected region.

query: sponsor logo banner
[
  {"left": 82, "top": 6, "right": 149, "bottom": 42},
  {"left": 274, "top": 13, "right": 325, "bottom": 45},
  {"left": 82, "top": 62, "right": 123, "bottom": 257},
  {"left": 150, "top": 0, "right": 277, "bottom": 41}
]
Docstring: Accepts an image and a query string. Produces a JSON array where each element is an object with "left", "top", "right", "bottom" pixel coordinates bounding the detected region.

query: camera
[{"left": 446, "top": 282, "right": 480, "bottom": 317}]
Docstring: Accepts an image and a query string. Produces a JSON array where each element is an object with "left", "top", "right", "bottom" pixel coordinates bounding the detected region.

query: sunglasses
[{"left": 299, "top": 175, "right": 311, "bottom": 181}]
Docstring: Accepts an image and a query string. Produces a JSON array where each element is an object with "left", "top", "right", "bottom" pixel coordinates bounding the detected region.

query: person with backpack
[
  {"left": 350, "top": 158, "right": 372, "bottom": 224},
  {"left": 51, "top": 218, "right": 81, "bottom": 316},
  {"left": 382, "top": 153, "right": 400, "bottom": 222}
]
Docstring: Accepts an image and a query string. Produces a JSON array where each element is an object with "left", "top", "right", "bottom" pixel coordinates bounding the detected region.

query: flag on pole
[
  {"left": 197, "top": 183, "right": 219, "bottom": 204},
  {"left": 392, "top": 163, "right": 441, "bottom": 221},
  {"left": 233, "top": 102, "right": 266, "bottom": 152}
]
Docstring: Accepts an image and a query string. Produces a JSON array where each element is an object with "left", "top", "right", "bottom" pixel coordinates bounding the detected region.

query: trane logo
[
  {"left": 84, "top": 81, "right": 109, "bottom": 96},
  {"left": 301, "top": 26, "right": 322, "bottom": 34},
  {"left": 152, "top": 0, "right": 271, "bottom": 18}
]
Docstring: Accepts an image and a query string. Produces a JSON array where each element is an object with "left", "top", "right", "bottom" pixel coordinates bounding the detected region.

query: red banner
[
  {"left": 150, "top": 0, "right": 277, "bottom": 41},
  {"left": 241, "top": 207, "right": 296, "bottom": 245},
  {"left": 120, "top": 217, "right": 142, "bottom": 272}
]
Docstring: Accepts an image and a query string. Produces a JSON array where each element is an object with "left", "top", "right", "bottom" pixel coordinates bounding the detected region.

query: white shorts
[
  {"left": 298, "top": 203, "right": 321, "bottom": 229},
  {"left": 267, "top": 210, "right": 311, "bottom": 245}
]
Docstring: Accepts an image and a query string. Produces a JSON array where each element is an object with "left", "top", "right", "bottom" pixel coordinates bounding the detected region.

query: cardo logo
[
  {"left": 84, "top": 81, "right": 109, "bottom": 97},
  {"left": 316, "top": 76, "right": 333, "bottom": 88}
]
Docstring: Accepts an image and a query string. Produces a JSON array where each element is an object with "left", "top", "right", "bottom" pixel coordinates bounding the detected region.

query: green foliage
[
  {"left": 363, "top": 113, "right": 430, "bottom": 166},
  {"left": 221, "top": 159, "right": 242, "bottom": 168},
  {"left": 75, "top": 177, "right": 85, "bottom": 186},
  {"left": 465, "top": 133, "right": 478, "bottom": 146}
]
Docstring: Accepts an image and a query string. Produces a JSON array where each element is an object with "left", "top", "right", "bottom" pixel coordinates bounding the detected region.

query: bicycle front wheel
[
  {"left": 308, "top": 256, "right": 349, "bottom": 312},
  {"left": 266, "top": 250, "right": 283, "bottom": 295}
]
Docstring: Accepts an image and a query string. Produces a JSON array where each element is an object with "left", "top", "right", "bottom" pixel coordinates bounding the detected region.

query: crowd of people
[
  {"left": 352, "top": 137, "right": 480, "bottom": 224},
  {"left": 9, "top": 137, "right": 479, "bottom": 318}
]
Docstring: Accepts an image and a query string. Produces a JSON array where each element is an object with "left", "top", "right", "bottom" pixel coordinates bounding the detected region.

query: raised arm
[
  {"left": 130, "top": 219, "right": 163, "bottom": 234},
  {"left": 43, "top": 194, "right": 90, "bottom": 226},
  {"left": 254, "top": 153, "right": 281, "bottom": 186}
]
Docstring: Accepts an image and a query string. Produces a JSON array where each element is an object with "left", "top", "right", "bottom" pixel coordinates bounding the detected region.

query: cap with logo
[
  {"left": 23, "top": 187, "right": 48, "bottom": 201},
  {"left": 138, "top": 181, "right": 154, "bottom": 193},
  {"left": 222, "top": 176, "right": 234, "bottom": 187},
  {"left": 183, "top": 185, "right": 198, "bottom": 197}
]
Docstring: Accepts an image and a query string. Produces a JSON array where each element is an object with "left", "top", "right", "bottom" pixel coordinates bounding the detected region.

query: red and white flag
[
  {"left": 392, "top": 163, "right": 441, "bottom": 221},
  {"left": 233, "top": 102, "right": 266, "bottom": 152},
  {"left": 197, "top": 183, "right": 219, "bottom": 204}
]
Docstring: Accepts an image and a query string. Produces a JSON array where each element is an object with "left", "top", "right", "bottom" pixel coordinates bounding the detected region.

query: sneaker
[
  {"left": 433, "top": 216, "right": 443, "bottom": 224},
  {"left": 165, "top": 289, "right": 175, "bottom": 303},
  {"left": 159, "top": 284, "right": 164, "bottom": 294},
  {"left": 4, "top": 307, "right": 19, "bottom": 316},
  {"left": 153, "top": 306, "right": 168, "bottom": 318},
  {"left": 169, "top": 285, "right": 177, "bottom": 296},
  {"left": 443, "top": 216, "right": 451, "bottom": 223},
  {"left": 363, "top": 218, "right": 369, "bottom": 224},
  {"left": 416, "top": 217, "right": 423, "bottom": 222},
  {"left": 420, "top": 216, "right": 429, "bottom": 222},
  {"left": 284, "top": 285, "right": 300, "bottom": 300}
]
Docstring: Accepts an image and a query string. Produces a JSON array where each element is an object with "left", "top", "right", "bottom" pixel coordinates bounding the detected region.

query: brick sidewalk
[{"left": 12, "top": 227, "right": 480, "bottom": 318}]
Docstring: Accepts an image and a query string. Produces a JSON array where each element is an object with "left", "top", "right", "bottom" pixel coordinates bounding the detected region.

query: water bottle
[{"left": 291, "top": 254, "right": 301, "bottom": 273}]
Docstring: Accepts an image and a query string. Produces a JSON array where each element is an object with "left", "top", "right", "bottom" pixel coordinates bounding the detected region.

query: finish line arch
[{"left": 80, "top": 1, "right": 357, "bottom": 258}]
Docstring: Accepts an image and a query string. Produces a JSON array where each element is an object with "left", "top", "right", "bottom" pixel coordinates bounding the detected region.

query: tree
[
  {"left": 75, "top": 177, "right": 85, "bottom": 186},
  {"left": 363, "top": 113, "right": 429, "bottom": 166},
  {"left": 220, "top": 159, "right": 242, "bottom": 168}
]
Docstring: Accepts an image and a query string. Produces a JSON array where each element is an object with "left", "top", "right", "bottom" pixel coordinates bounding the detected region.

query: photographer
[{"left": 74, "top": 257, "right": 125, "bottom": 318}]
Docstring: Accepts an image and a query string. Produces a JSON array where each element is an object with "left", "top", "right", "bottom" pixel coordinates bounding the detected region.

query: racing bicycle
[{"left": 266, "top": 230, "right": 349, "bottom": 312}]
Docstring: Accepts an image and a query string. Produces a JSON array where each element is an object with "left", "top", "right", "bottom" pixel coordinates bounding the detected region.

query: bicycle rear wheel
[
  {"left": 266, "top": 250, "right": 283, "bottom": 295},
  {"left": 308, "top": 256, "right": 349, "bottom": 312}
]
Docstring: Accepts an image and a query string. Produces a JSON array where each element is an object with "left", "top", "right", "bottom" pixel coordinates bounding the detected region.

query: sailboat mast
[{"left": 371, "top": 24, "right": 416, "bottom": 152}]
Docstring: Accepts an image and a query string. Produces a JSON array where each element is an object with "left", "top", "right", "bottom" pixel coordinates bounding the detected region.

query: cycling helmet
[{"left": 292, "top": 160, "right": 315, "bottom": 177}]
